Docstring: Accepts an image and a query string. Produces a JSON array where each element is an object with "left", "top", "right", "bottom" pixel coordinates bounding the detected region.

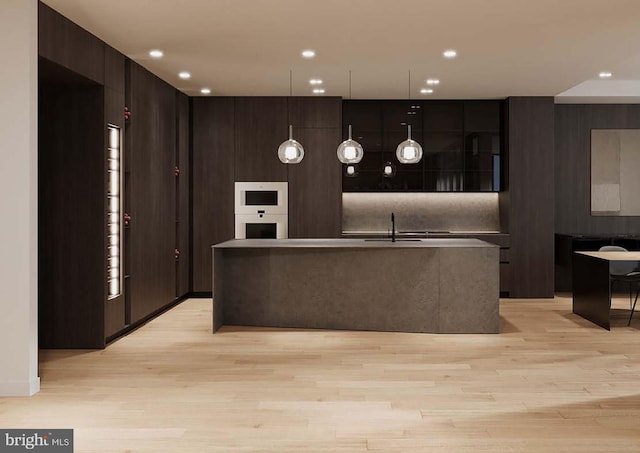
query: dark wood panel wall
[
  {"left": 191, "top": 98, "right": 236, "bottom": 292},
  {"left": 288, "top": 97, "right": 342, "bottom": 238},
  {"left": 504, "top": 97, "right": 555, "bottom": 298},
  {"left": 555, "top": 104, "right": 640, "bottom": 235},
  {"left": 176, "top": 92, "right": 191, "bottom": 296},
  {"left": 38, "top": 2, "right": 105, "bottom": 84},
  {"left": 191, "top": 96, "right": 343, "bottom": 292},
  {"left": 39, "top": 3, "right": 191, "bottom": 347},
  {"left": 103, "top": 46, "right": 126, "bottom": 338},
  {"left": 39, "top": 63, "right": 106, "bottom": 348},
  {"left": 126, "top": 61, "right": 178, "bottom": 323},
  {"left": 234, "top": 97, "right": 289, "bottom": 182}
]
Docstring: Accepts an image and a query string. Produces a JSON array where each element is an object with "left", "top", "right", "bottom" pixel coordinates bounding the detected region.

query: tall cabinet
[
  {"left": 191, "top": 96, "right": 342, "bottom": 292},
  {"left": 287, "top": 97, "right": 342, "bottom": 238},
  {"left": 125, "top": 61, "right": 178, "bottom": 323},
  {"left": 38, "top": 3, "right": 191, "bottom": 348},
  {"left": 502, "top": 97, "right": 555, "bottom": 298}
]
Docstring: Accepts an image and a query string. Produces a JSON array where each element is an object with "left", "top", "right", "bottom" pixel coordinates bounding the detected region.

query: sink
[{"left": 364, "top": 239, "right": 422, "bottom": 242}]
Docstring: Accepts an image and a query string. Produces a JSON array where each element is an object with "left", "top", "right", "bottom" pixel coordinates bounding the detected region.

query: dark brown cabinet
[
  {"left": 287, "top": 97, "right": 342, "bottom": 239},
  {"left": 191, "top": 97, "right": 236, "bottom": 292},
  {"left": 343, "top": 100, "right": 503, "bottom": 192},
  {"left": 234, "top": 97, "right": 288, "bottom": 182},
  {"left": 383, "top": 102, "right": 424, "bottom": 192},
  {"left": 192, "top": 96, "right": 343, "bottom": 292},
  {"left": 176, "top": 92, "right": 190, "bottom": 297},
  {"left": 38, "top": 9, "right": 130, "bottom": 348},
  {"left": 463, "top": 101, "right": 502, "bottom": 192},
  {"left": 126, "top": 62, "right": 177, "bottom": 323},
  {"left": 502, "top": 97, "right": 554, "bottom": 298},
  {"left": 38, "top": 4, "right": 191, "bottom": 348}
]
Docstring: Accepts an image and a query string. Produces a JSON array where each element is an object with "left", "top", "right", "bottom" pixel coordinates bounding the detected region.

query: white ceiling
[{"left": 42, "top": 0, "right": 640, "bottom": 100}]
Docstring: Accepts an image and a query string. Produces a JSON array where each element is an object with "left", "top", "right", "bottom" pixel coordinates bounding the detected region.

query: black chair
[{"left": 599, "top": 246, "right": 640, "bottom": 326}]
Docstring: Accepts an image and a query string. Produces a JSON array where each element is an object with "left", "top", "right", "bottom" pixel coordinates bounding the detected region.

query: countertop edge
[{"left": 212, "top": 238, "right": 500, "bottom": 249}]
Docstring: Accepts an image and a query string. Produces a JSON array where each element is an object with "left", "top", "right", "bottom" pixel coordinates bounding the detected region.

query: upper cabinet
[
  {"left": 234, "top": 97, "right": 288, "bottom": 182},
  {"left": 343, "top": 100, "right": 503, "bottom": 192}
]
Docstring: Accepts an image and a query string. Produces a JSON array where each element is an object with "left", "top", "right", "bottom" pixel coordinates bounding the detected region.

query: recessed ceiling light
[
  {"left": 178, "top": 71, "right": 191, "bottom": 80},
  {"left": 443, "top": 49, "right": 457, "bottom": 59},
  {"left": 426, "top": 79, "right": 440, "bottom": 85},
  {"left": 149, "top": 49, "right": 163, "bottom": 58},
  {"left": 420, "top": 88, "right": 434, "bottom": 94},
  {"left": 312, "top": 88, "right": 325, "bottom": 94},
  {"left": 309, "top": 79, "right": 323, "bottom": 85},
  {"left": 301, "top": 49, "right": 316, "bottom": 59},
  {"left": 599, "top": 71, "right": 613, "bottom": 78},
  {"left": 200, "top": 88, "right": 211, "bottom": 95}
]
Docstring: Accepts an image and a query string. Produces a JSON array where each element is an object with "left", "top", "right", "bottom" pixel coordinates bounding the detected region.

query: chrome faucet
[{"left": 391, "top": 212, "right": 396, "bottom": 242}]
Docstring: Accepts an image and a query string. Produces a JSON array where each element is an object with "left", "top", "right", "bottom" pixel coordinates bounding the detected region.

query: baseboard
[
  {"left": 188, "top": 291, "right": 212, "bottom": 298},
  {"left": 106, "top": 294, "right": 190, "bottom": 345},
  {"left": 0, "top": 377, "right": 40, "bottom": 397}
]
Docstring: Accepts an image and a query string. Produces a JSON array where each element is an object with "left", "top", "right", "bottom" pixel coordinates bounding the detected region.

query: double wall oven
[{"left": 234, "top": 182, "right": 288, "bottom": 239}]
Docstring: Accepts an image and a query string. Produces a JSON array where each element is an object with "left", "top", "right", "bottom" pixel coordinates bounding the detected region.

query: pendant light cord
[
  {"left": 349, "top": 70, "right": 352, "bottom": 100},
  {"left": 408, "top": 70, "right": 411, "bottom": 100},
  {"left": 289, "top": 69, "right": 292, "bottom": 96}
]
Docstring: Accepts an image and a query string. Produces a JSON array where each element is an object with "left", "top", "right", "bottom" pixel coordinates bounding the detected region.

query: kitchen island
[{"left": 212, "top": 238, "right": 499, "bottom": 334}]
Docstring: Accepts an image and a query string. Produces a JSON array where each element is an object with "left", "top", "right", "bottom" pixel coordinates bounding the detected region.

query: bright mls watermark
[{"left": 0, "top": 430, "right": 72, "bottom": 452}]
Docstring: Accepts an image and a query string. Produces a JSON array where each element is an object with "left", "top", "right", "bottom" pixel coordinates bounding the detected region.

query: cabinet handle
[
  {"left": 174, "top": 166, "right": 180, "bottom": 176},
  {"left": 124, "top": 213, "right": 132, "bottom": 226},
  {"left": 174, "top": 248, "right": 180, "bottom": 260}
]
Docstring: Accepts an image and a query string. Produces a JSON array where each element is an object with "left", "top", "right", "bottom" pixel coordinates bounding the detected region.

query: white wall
[{"left": 0, "top": 0, "right": 39, "bottom": 396}]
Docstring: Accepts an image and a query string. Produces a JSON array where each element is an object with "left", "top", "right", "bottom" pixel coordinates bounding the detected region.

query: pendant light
[
  {"left": 396, "top": 70, "right": 423, "bottom": 164},
  {"left": 278, "top": 125, "right": 304, "bottom": 164},
  {"left": 278, "top": 70, "right": 304, "bottom": 164},
  {"left": 344, "top": 164, "right": 359, "bottom": 177},
  {"left": 337, "top": 125, "right": 364, "bottom": 164},
  {"left": 337, "top": 71, "right": 364, "bottom": 164},
  {"left": 382, "top": 161, "right": 396, "bottom": 178},
  {"left": 396, "top": 124, "right": 423, "bottom": 164}
]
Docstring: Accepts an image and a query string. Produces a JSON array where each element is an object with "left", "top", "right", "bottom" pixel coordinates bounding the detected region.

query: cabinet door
[
  {"left": 424, "top": 101, "right": 463, "bottom": 131},
  {"left": 128, "top": 63, "right": 176, "bottom": 323},
  {"left": 343, "top": 100, "right": 382, "bottom": 131},
  {"left": 382, "top": 101, "right": 422, "bottom": 132},
  {"left": 288, "top": 127, "right": 342, "bottom": 238},
  {"left": 342, "top": 100, "right": 503, "bottom": 192},
  {"left": 287, "top": 97, "right": 342, "bottom": 237},
  {"left": 288, "top": 97, "right": 341, "bottom": 128},
  {"left": 463, "top": 101, "right": 502, "bottom": 192},
  {"left": 176, "top": 92, "right": 190, "bottom": 297},
  {"left": 192, "top": 97, "right": 235, "bottom": 292},
  {"left": 464, "top": 101, "right": 501, "bottom": 131},
  {"left": 235, "top": 97, "right": 288, "bottom": 182}
]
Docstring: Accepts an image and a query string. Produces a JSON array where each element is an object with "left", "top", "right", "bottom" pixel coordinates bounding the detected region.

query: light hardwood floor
[{"left": 2, "top": 296, "right": 640, "bottom": 452}]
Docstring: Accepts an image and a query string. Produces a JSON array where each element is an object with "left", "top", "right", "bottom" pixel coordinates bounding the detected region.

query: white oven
[
  {"left": 234, "top": 182, "right": 288, "bottom": 239},
  {"left": 234, "top": 182, "right": 288, "bottom": 215},
  {"left": 235, "top": 214, "right": 288, "bottom": 239}
]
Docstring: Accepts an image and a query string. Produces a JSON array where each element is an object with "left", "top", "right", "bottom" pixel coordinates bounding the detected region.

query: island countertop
[
  {"left": 212, "top": 238, "right": 498, "bottom": 249},
  {"left": 212, "top": 237, "right": 500, "bottom": 334}
]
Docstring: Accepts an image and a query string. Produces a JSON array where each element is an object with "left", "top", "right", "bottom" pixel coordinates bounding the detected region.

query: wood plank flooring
[{"left": 2, "top": 295, "right": 640, "bottom": 452}]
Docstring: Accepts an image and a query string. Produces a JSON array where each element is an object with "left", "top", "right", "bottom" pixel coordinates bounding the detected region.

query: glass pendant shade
[
  {"left": 278, "top": 125, "right": 304, "bottom": 164},
  {"left": 337, "top": 125, "right": 364, "bottom": 164},
  {"left": 382, "top": 161, "right": 396, "bottom": 178},
  {"left": 396, "top": 124, "right": 423, "bottom": 164},
  {"left": 344, "top": 164, "right": 359, "bottom": 177}
]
